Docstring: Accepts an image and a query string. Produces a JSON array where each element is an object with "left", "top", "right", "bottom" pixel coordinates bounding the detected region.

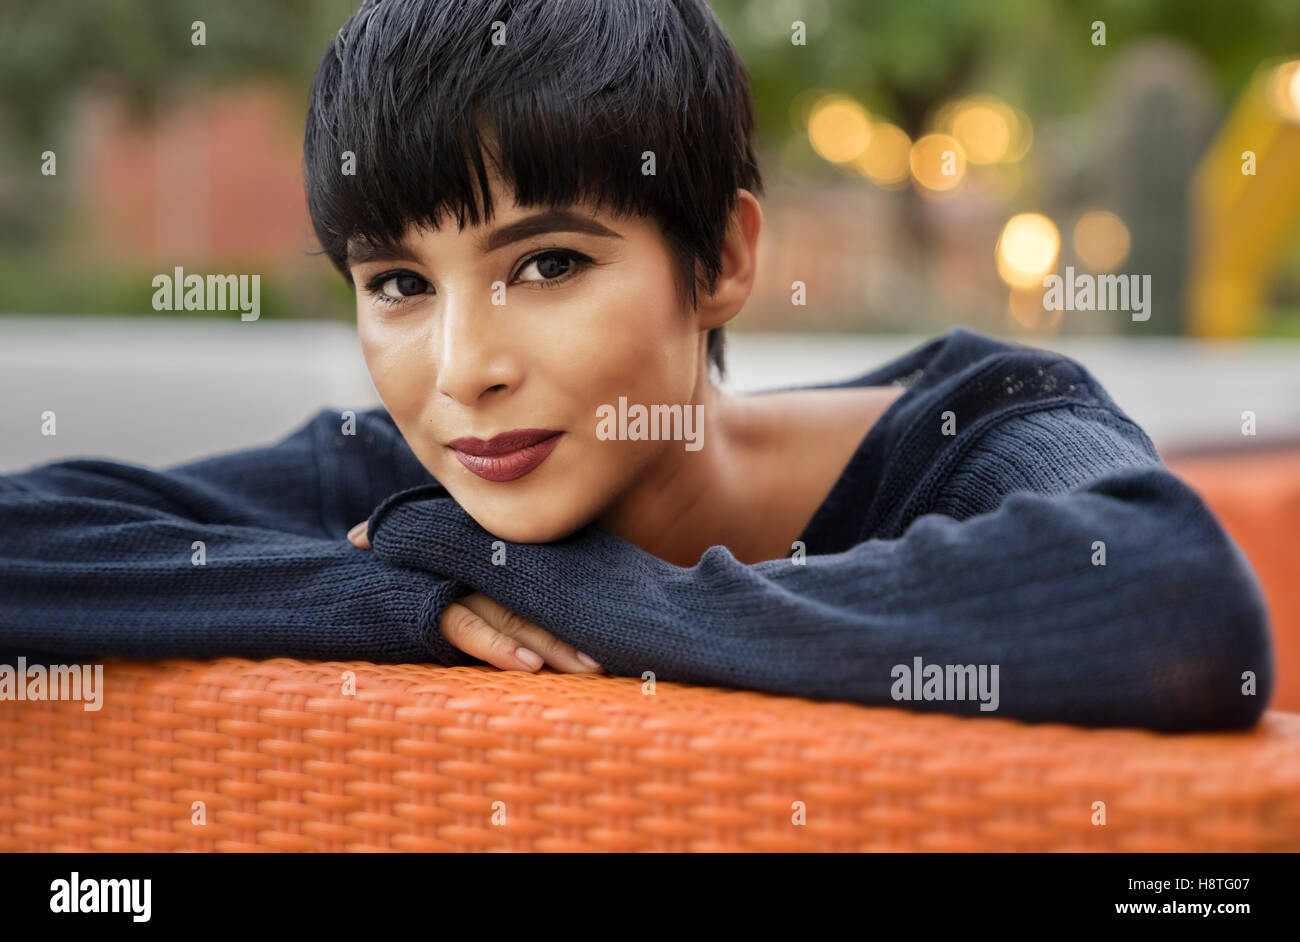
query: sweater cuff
[
  {"left": 416, "top": 576, "right": 482, "bottom": 667},
  {"left": 368, "top": 484, "right": 484, "bottom": 667},
  {"left": 367, "top": 483, "right": 457, "bottom": 547},
  {"left": 366, "top": 483, "right": 495, "bottom": 576},
  {"left": 365, "top": 482, "right": 679, "bottom": 605}
]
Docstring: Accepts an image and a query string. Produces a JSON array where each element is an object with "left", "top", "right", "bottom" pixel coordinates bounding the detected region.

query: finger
[
  {"left": 439, "top": 601, "right": 548, "bottom": 672},
  {"left": 347, "top": 521, "right": 371, "bottom": 549},
  {"left": 459, "top": 593, "right": 604, "bottom": 674}
]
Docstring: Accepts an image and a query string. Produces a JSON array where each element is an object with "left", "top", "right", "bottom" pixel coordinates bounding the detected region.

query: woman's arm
[
  {"left": 0, "top": 408, "right": 479, "bottom": 666},
  {"left": 363, "top": 409, "right": 1275, "bottom": 731}
]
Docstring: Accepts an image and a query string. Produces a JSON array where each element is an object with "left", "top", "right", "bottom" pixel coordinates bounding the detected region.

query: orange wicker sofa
[{"left": 2, "top": 447, "right": 1298, "bottom": 852}]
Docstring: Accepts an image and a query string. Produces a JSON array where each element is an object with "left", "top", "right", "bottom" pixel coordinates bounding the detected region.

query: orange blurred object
[{"left": 1167, "top": 446, "right": 1300, "bottom": 715}]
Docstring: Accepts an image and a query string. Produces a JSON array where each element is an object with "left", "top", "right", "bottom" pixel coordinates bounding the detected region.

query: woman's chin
[{"left": 467, "top": 506, "right": 587, "bottom": 545}]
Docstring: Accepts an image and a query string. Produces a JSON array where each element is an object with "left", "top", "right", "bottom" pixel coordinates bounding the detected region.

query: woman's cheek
[
  {"left": 359, "top": 317, "right": 428, "bottom": 405},
  {"left": 355, "top": 314, "right": 389, "bottom": 382}
]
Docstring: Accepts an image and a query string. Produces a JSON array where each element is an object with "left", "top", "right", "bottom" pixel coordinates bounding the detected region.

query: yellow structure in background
[{"left": 1190, "top": 59, "right": 1300, "bottom": 337}]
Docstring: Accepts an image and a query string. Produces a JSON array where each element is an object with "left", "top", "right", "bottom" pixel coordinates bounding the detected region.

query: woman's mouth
[{"left": 446, "top": 429, "right": 563, "bottom": 482}]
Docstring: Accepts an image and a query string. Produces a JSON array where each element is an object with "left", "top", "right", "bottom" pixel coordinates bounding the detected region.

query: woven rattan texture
[{"left": 2, "top": 658, "right": 1298, "bottom": 852}]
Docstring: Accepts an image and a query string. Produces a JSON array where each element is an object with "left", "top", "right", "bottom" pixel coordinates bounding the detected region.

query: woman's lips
[{"left": 447, "top": 429, "right": 563, "bottom": 482}]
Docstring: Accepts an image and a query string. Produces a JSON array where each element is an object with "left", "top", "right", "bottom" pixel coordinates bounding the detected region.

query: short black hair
[{"left": 304, "top": 0, "right": 763, "bottom": 379}]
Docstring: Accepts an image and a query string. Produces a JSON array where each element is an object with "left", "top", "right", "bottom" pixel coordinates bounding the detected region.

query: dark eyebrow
[
  {"left": 477, "top": 209, "right": 624, "bottom": 253},
  {"left": 345, "top": 209, "right": 622, "bottom": 270},
  {"left": 345, "top": 237, "right": 420, "bottom": 269}
]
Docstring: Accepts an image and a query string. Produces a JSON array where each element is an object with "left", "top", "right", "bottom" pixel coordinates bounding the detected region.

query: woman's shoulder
[
  {"left": 818, "top": 327, "right": 1163, "bottom": 541},
  {"left": 852, "top": 326, "right": 1137, "bottom": 440},
  {"left": 780, "top": 326, "right": 1127, "bottom": 426}
]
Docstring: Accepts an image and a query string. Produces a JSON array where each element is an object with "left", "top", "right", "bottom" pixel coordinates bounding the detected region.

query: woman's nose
[{"left": 433, "top": 287, "right": 519, "bottom": 404}]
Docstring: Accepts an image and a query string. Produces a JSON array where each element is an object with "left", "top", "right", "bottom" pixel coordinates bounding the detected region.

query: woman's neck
[
  {"left": 593, "top": 373, "right": 903, "bottom": 567},
  {"left": 592, "top": 376, "right": 760, "bottom": 566}
]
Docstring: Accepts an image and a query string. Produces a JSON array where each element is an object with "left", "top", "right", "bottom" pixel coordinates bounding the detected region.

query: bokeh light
[
  {"left": 1008, "top": 286, "right": 1064, "bottom": 333},
  {"left": 807, "top": 95, "right": 872, "bottom": 164},
  {"left": 952, "top": 100, "right": 1011, "bottom": 163},
  {"left": 935, "top": 94, "right": 1033, "bottom": 164},
  {"left": 853, "top": 122, "right": 912, "bottom": 188},
  {"left": 1073, "top": 210, "right": 1131, "bottom": 271},
  {"left": 910, "top": 133, "right": 966, "bottom": 192},
  {"left": 996, "top": 213, "right": 1060, "bottom": 288},
  {"left": 1002, "top": 104, "right": 1034, "bottom": 161},
  {"left": 1267, "top": 59, "right": 1300, "bottom": 124}
]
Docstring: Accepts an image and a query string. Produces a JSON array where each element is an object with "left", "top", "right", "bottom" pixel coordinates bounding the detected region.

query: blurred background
[{"left": 1, "top": 0, "right": 1299, "bottom": 469}]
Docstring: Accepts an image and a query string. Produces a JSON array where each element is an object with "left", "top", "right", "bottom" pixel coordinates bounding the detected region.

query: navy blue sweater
[{"left": 0, "top": 327, "right": 1274, "bottom": 730}]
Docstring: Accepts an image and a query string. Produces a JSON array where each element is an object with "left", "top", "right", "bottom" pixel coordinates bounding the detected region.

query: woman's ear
[{"left": 695, "top": 188, "right": 763, "bottom": 331}]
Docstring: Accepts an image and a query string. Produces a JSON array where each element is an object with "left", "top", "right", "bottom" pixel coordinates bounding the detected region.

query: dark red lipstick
[{"left": 447, "top": 429, "right": 563, "bottom": 482}]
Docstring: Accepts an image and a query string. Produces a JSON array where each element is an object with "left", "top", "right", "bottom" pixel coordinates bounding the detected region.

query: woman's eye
[
  {"left": 362, "top": 271, "right": 429, "bottom": 308},
  {"left": 378, "top": 273, "right": 429, "bottom": 299},
  {"left": 515, "top": 250, "right": 588, "bottom": 284}
]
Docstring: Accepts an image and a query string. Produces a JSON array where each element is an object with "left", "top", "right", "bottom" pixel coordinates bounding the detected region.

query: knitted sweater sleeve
[
  {"left": 0, "top": 408, "right": 478, "bottom": 666},
  {"left": 365, "top": 405, "right": 1274, "bottom": 731}
]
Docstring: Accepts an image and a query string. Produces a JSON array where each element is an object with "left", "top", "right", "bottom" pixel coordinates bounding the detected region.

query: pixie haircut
[{"left": 304, "top": 0, "right": 763, "bottom": 378}]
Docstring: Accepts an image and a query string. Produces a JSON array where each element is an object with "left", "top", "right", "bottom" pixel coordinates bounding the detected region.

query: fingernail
[
  {"left": 348, "top": 522, "right": 367, "bottom": 540},
  {"left": 515, "top": 647, "right": 544, "bottom": 670},
  {"left": 575, "top": 651, "right": 602, "bottom": 670}
]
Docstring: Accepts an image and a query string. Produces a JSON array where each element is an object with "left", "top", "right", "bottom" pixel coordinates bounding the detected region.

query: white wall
[{"left": 1, "top": 315, "right": 1297, "bottom": 472}]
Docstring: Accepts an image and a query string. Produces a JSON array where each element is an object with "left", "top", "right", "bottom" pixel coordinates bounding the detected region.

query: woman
[{"left": 0, "top": 0, "right": 1273, "bottom": 730}]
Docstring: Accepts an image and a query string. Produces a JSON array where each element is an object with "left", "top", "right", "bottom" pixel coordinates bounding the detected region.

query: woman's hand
[{"left": 348, "top": 521, "right": 605, "bottom": 674}]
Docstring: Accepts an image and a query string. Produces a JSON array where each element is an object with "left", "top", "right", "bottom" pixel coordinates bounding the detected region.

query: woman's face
[{"left": 349, "top": 172, "right": 707, "bottom": 543}]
